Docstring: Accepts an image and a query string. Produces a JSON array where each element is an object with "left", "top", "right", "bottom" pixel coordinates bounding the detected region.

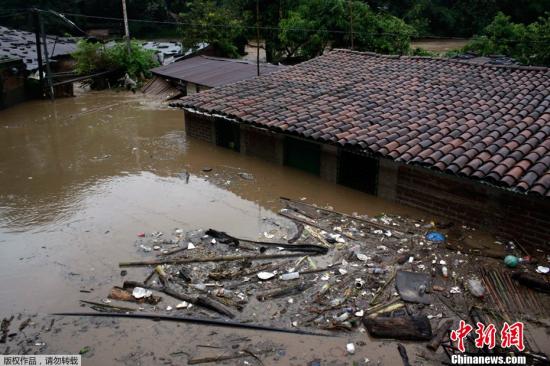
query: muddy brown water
[{"left": 0, "top": 91, "right": 505, "bottom": 365}]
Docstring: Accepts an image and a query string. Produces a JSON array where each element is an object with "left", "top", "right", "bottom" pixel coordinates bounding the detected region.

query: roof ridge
[{"left": 330, "top": 48, "right": 549, "bottom": 72}]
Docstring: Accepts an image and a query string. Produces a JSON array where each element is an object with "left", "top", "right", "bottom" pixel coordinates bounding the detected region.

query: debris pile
[{"left": 68, "top": 197, "right": 550, "bottom": 364}]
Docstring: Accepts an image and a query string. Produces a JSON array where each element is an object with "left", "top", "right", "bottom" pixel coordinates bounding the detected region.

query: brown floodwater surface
[{"left": 0, "top": 91, "right": 495, "bottom": 365}]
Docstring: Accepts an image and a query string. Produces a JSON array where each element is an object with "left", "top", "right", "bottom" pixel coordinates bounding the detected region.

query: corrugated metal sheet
[
  {"left": 0, "top": 26, "right": 77, "bottom": 71},
  {"left": 151, "top": 56, "right": 284, "bottom": 88}
]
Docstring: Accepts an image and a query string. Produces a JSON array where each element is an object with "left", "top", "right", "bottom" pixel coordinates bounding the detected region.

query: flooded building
[
  {"left": 0, "top": 25, "right": 77, "bottom": 102},
  {"left": 0, "top": 56, "right": 26, "bottom": 109},
  {"left": 144, "top": 55, "right": 283, "bottom": 99},
  {"left": 174, "top": 49, "right": 550, "bottom": 248}
]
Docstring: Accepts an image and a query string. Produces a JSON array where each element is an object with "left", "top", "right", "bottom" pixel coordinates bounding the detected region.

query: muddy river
[{"left": 0, "top": 90, "right": 505, "bottom": 365}]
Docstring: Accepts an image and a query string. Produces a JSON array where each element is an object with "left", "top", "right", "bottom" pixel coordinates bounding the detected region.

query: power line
[{"left": 30, "top": 9, "right": 550, "bottom": 45}]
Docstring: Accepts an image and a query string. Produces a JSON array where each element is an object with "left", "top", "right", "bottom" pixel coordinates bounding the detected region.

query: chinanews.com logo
[{"left": 449, "top": 320, "right": 527, "bottom": 365}]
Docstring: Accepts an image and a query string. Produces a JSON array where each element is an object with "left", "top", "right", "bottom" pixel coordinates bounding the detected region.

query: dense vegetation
[
  {"left": 1, "top": 0, "right": 549, "bottom": 65},
  {"left": 72, "top": 40, "right": 158, "bottom": 79},
  {"left": 464, "top": 12, "right": 550, "bottom": 66}
]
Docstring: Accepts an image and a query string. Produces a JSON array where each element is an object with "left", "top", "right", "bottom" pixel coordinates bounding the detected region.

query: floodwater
[{"left": 0, "top": 91, "right": 470, "bottom": 365}]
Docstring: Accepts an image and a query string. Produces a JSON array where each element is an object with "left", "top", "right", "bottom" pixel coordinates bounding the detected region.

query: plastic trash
[
  {"left": 280, "top": 272, "right": 300, "bottom": 281},
  {"left": 450, "top": 286, "right": 461, "bottom": 294},
  {"left": 425, "top": 231, "right": 445, "bottom": 243},
  {"left": 356, "top": 253, "right": 369, "bottom": 261},
  {"left": 257, "top": 271, "right": 276, "bottom": 280},
  {"left": 346, "top": 343, "right": 355, "bottom": 355},
  {"left": 536, "top": 266, "right": 549, "bottom": 274},
  {"left": 442, "top": 266, "right": 449, "bottom": 278},
  {"left": 132, "top": 287, "right": 152, "bottom": 299},
  {"left": 176, "top": 301, "right": 189, "bottom": 309},
  {"left": 466, "top": 278, "right": 486, "bottom": 298},
  {"left": 504, "top": 255, "right": 519, "bottom": 268},
  {"left": 367, "top": 267, "right": 387, "bottom": 274}
]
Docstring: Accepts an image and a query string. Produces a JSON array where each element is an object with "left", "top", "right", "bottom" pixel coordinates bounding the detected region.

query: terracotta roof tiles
[{"left": 175, "top": 49, "right": 550, "bottom": 196}]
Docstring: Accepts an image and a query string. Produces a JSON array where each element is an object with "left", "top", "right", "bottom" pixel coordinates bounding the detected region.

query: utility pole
[
  {"left": 121, "top": 0, "right": 131, "bottom": 54},
  {"left": 40, "top": 15, "right": 55, "bottom": 100},
  {"left": 348, "top": 0, "right": 354, "bottom": 50},
  {"left": 32, "top": 9, "right": 44, "bottom": 89},
  {"left": 256, "top": 0, "right": 260, "bottom": 76}
]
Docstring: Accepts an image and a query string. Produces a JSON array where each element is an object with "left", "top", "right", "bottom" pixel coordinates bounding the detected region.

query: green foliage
[
  {"left": 366, "top": 0, "right": 549, "bottom": 37},
  {"left": 464, "top": 12, "right": 550, "bottom": 66},
  {"left": 72, "top": 40, "right": 158, "bottom": 79},
  {"left": 410, "top": 47, "right": 436, "bottom": 56},
  {"left": 179, "top": 0, "right": 244, "bottom": 57},
  {"left": 72, "top": 40, "right": 110, "bottom": 75},
  {"left": 277, "top": 0, "right": 414, "bottom": 61},
  {"left": 105, "top": 41, "right": 159, "bottom": 79}
]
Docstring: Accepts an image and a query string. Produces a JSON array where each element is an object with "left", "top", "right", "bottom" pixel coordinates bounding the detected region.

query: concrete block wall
[
  {"left": 396, "top": 165, "right": 550, "bottom": 249},
  {"left": 377, "top": 158, "right": 399, "bottom": 200},
  {"left": 320, "top": 145, "right": 338, "bottom": 183},
  {"left": 184, "top": 111, "right": 215, "bottom": 143},
  {"left": 240, "top": 126, "right": 283, "bottom": 164}
]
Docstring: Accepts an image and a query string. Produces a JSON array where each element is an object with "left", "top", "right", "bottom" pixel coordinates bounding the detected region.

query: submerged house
[
  {"left": 174, "top": 49, "right": 550, "bottom": 248},
  {"left": 0, "top": 56, "right": 26, "bottom": 109},
  {"left": 143, "top": 55, "right": 283, "bottom": 99},
  {"left": 0, "top": 25, "right": 77, "bottom": 101}
]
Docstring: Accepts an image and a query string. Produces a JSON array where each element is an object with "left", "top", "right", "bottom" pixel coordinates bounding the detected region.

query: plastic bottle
[{"left": 280, "top": 272, "right": 300, "bottom": 281}]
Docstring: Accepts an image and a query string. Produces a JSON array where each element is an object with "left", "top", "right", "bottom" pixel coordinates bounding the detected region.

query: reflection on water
[{"left": 0, "top": 90, "right": 428, "bottom": 235}]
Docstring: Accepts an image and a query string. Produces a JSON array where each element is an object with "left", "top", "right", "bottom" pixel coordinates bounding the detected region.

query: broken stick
[
  {"left": 427, "top": 319, "right": 454, "bottom": 351},
  {"left": 119, "top": 252, "right": 308, "bottom": 267},
  {"left": 52, "top": 312, "right": 333, "bottom": 336},
  {"left": 122, "top": 281, "right": 235, "bottom": 319}
]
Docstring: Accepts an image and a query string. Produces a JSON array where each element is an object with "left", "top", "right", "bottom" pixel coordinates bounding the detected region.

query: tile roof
[
  {"left": 0, "top": 26, "right": 77, "bottom": 71},
  {"left": 174, "top": 49, "right": 550, "bottom": 197},
  {"left": 152, "top": 55, "right": 284, "bottom": 88}
]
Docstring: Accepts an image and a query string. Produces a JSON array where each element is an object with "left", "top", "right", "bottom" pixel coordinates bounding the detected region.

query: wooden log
[
  {"left": 363, "top": 315, "right": 432, "bottom": 340},
  {"left": 205, "top": 228, "right": 328, "bottom": 254},
  {"left": 119, "top": 252, "right": 308, "bottom": 267},
  {"left": 511, "top": 272, "right": 550, "bottom": 293},
  {"left": 427, "top": 319, "right": 454, "bottom": 351}
]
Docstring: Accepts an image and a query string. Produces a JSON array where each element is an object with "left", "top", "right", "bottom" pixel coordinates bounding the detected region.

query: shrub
[{"left": 72, "top": 40, "right": 159, "bottom": 79}]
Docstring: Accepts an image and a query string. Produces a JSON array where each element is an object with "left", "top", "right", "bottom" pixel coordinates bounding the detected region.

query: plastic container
[
  {"left": 280, "top": 272, "right": 300, "bottom": 281},
  {"left": 467, "top": 278, "right": 486, "bottom": 298}
]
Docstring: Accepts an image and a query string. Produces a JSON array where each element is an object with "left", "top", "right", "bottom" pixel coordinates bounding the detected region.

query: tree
[
  {"left": 277, "top": 0, "right": 414, "bottom": 61},
  {"left": 179, "top": 0, "right": 244, "bottom": 57},
  {"left": 464, "top": 12, "right": 550, "bottom": 66},
  {"left": 72, "top": 40, "right": 158, "bottom": 79}
]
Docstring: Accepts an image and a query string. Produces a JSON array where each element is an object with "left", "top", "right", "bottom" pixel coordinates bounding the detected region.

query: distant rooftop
[
  {"left": 0, "top": 26, "right": 77, "bottom": 71},
  {"left": 151, "top": 55, "right": 284, "bottom": 88}
]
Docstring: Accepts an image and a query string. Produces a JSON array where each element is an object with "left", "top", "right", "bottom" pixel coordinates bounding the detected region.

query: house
[
  {"left": 144, "top": 55, "right": 283, "bottom": 99},
  {"left": 0, "top": 25, "right": 77, "bottom": 101},
  {"left": 173, "top": 49, "right": 550, "bottom": 249},
  {"left": 0, "top": 56, "right": 26, "bottom": 109},
  {"left": 0, "top": 25, "right": 76, "bottom": 72}
]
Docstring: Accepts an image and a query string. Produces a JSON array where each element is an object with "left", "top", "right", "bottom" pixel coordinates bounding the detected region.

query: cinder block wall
[
  {"left": 320, "top": 145, "right": 338, "bottom": 183},
  {"left": 241, "top": 127, "right": 283, "bottom": 164},
  {"left": 184, "top": 111, "right": 215, "bottom": 143},
  {"left": 396, "top": 165, "right": 550, "bottom": 249}
]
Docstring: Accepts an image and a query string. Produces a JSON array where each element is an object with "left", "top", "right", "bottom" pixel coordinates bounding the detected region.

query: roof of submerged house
[
  {"left": 0, "top": 26, "right": 77, "bottom": 71},
  {"left": 151, "top": 55, "right": 284, "bottom": 88},
  {"left": 174, "top": 49, "right": 550, "bottom": 197}
]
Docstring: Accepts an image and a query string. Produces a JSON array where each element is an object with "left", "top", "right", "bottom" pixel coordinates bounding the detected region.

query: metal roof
[
  {"left": 151, "top": 55, "right": 284, "bottom": 88},
  {"left": 0, "top": 26, "right": 77, "bottom": 71}
]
